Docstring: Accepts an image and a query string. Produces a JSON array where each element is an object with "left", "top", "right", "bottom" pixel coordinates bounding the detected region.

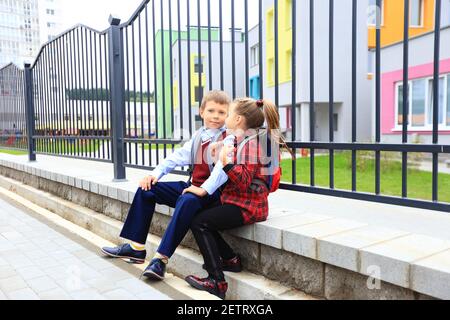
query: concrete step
[{"left": 0, "top": 174, "right": 316, "bottom": 300}]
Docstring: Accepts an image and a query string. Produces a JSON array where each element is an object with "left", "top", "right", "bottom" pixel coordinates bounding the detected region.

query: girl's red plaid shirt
[{"left": 221, "top": 137, "right": 270, "bottom": 225}]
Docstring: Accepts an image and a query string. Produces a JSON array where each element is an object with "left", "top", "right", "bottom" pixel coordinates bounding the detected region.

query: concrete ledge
[{"left": 0, "top": 155, "right": 448, "bottom": 299}]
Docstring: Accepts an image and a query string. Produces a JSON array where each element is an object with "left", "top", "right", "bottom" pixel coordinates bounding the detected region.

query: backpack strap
[{"left": 235, "top": 129, "right": 280, "bottom": 191}]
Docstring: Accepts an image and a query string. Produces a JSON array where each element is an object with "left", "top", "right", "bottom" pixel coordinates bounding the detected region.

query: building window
[
  {"left": 396, "top": 73, "right": 450, "bottom": 128},
  {"left": 286, "top": 50, "right": 292, "bottom": 79},
  {"left": 427, "top": 77, "right": 445, "bottom": 125},
  {"left": 250, "top": 44, "right": 259, "bottom": 67},
  {"left": 249, "top": 76, "right": 260, "bottom": 100},
  {"left": 285, "top": 0, "right": 292, "bottom": 30},
  {"left": 368, "top": 51, "right": 375, "bottom": 74},
  {"left": 397, "top": 83, "right": 409, "bottom": 126},
  {"left": 267, "top": 9, "right": 274, "bottom": 40},
  {"left": 368, "top": 0, "right": 384, "bottom": 27},
  {"left": 410, "top": 0, "right": 424, "bottom": 27},
  {"left": 447, "top": 74, "right": 450, "bottom": 125},
  {"left": 194, "top": 56, "right": 203, "bottom": 74},
  {"left": 411, "top": 79, "right": 426, "bottom": 127},
  {"left": 46, "top": 9, "right": 55, "bottom": 15},
  {"left": 173, "top": 58, "right": 177, "bottom": 78},
  {"left": 194, "top": 86, "right": 204, "bottom": 103},
  {"left": 268, "top": 58, "right": 274, "bottom": 85}
]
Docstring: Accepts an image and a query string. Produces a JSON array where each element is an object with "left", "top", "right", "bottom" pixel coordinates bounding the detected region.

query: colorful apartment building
[
  {"left": 155, "top": 27, "right": 220, "bottom": 138},
  {"left": 256, "top": 0, "right": 373, "bottom": 142},
  {"left": 368, "top": 0, "right": 450, "bottom": 48},
  {"left": 369, "top": 0, "right": 450, "bottom": 144},
  {"left": 169, "top": 28, "right": 246, "bottom": 136}
]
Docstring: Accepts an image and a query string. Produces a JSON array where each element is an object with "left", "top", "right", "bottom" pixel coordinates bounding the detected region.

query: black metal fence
[
  {"left": 0, "top": 63, "right": 27, "bottom": 151},
  {"left": 0, "top": 0, "right": 449, "bottom": 212}
]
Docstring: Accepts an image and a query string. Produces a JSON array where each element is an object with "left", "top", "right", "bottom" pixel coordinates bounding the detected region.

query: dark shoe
[
  {"left": 101, "top": 244, "right": 146, "bottom": 264},
  {"left": 202, "top": 255, "right": 242, "bottom": 273},
  {"left": 142, "top": 258, "right": 166, "bottom": 281},
  {"left": 185, "top": 275, "right": 228, "bottom": 300}
]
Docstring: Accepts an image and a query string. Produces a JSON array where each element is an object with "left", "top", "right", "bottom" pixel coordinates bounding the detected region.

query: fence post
[
  {"left": 24, "top": 63, "right": 36, "bottom": 162},
  {"left": 108, "top": 15, "right": 127, "bottom": 181}
]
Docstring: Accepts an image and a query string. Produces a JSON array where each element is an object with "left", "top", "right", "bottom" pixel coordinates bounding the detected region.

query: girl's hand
[
  {"left": 209, "top": 141, "right": 224, "bottom": 162},
  {"left": 182, "top": 186, "right": 208, "bottom": 197},
  {"left": 220, "top": 145, "right": 236, "bottom": 165}
]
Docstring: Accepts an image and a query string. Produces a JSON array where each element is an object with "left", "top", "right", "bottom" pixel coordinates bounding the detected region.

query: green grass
[
  {"left": 35, "top": 140, "right": 103, "bottom": 154},
  {"left": 0, "top": 148, "right": 28, "bottom": 155},
  {"left": 281, "top": 152, "right": 450, "bottom": 203}
]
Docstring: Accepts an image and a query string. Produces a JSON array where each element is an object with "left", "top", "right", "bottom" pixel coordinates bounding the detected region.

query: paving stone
[
  {"left": 38, "top": 288, "right": 72, "bottom": 300},
  {"left": 102, "top": 288, "right": 136, "bottom": 300},
  {"left": 7, "top": 288, "right": 40, "bottom": 300},
  {"left": 16, "top": 266, "right": 47, "bottom": 281},
  {"left": 26, "top": 276, "right": 60, "bottom": 293},
  {"left": 0, "top": 276, "right": 28, "bottom": 293}
]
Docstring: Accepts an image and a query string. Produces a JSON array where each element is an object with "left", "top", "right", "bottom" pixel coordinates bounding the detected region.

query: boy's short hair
[{"left": 200, "top": 90, "right": 231, "bottom": 110}]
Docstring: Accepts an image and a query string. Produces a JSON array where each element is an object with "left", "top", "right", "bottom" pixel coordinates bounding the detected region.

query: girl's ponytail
[{"left": 260, "top": 99, "right": 294, "bottom": 159}]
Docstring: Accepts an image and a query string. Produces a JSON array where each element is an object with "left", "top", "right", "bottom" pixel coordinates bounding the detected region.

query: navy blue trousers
[{"left": 120, "top": 181, "right": 220, "bottom": 258}]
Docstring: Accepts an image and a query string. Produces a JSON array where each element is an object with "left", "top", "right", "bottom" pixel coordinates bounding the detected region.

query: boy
[{"left": 102, "top": 90, "right": 241, "bottom": 280}]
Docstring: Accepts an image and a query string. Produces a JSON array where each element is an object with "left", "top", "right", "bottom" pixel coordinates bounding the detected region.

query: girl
[{"left": 185, "top": 98, "right": 292, "bottom": 300}]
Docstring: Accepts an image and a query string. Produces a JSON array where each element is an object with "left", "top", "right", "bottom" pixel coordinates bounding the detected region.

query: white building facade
[{"left": 0, "top": 0, "right": 40, "bottom": 66}]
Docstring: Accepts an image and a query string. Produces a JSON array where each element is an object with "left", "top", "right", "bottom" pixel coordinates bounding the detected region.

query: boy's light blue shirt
[{"left": 151, "top": 127, "right": 233, "bottom": 195}]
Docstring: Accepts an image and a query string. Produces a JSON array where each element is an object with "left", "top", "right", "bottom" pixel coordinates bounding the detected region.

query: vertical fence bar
[
  {"left": 145, "top": 5, "right": 153, "bottom": 166},
  {"left": 219, "top": 0, "right": 224, "bottom": 91},
  {"left": 169, "top": 0, "right": 175, "bottom": 146},
  {"left": 186, "top": 0, "right": 193, "bottom": 134},
  {"left": 24, "top": 64, "right": 36, "bottom": 161},
  {"left": 351, "top": 0, "right": 357, "bottom": 192},
  {"left": 207, "top": 0, "right": 212, "bottom": 90},
  {"left": 99, "top": 32, "right": 106, "bottom": 159},
  {"left": 231, "top": 0, "right": 236, "bottom": 99},
  {"left": 375, "top": 0, "right": 381, "bottom": 195},
  {"left": 139, "top": 13, "right": 145, "bottom": 165},
  {"left": 152, "top": 0, "right": 161, "bottom": 163},
  {"left": 132, "top": 23, "right": 138, "bottom": 165},
  {"left": 274, "top": 0, "right": 279, "bottom": 108},
  {"left": 291, "top": 0, "right": 297, "bottom": 185},
  {"left": 432, "top": 0, "right": 441, "bottom": 202},
  {"left": 309, "top": 0, "right": 315, "bottom": 187},
  {"left": 197, "top": 0, "right": 203, "bottom": 105},
  {"left": 245, "top": 0, "right": 249, "bottom": 97},
  {"left": 329, "top": 0, "right": 334, "bottom": 189},
  {"left": 161, "top": 0, "right": 167, "bottom": 157},
  {"left": 125, "top": 27, "right": 131, "bottom": 164},
  {"left": 259, "top": 0, "right": 263, "bottom": 98},
  {"left": 177, "top": 0, "right": 184, "bottom": 141},
  {"left": 108, "top": 16, "right": 126, "bottom": 181},
  {"left": 402, "top": 0, "right": 410, "bottom": 198}
]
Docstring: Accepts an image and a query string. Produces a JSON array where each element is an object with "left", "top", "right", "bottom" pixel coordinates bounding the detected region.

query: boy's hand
[
  {"left": 182, "top": 186, "right": 208, "bottom": 197},
  {"left": 139, "top": 175, "right": 158, "bottom": 191}
]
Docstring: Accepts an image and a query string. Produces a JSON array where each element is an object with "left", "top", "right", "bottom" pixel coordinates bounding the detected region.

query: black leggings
[{"left": 191, "top": 204, "right": 245, "bottom": 281}]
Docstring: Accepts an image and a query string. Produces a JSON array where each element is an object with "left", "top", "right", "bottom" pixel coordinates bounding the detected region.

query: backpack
[{"left": 236, "top": 130, "right": 282, "bottom": 193}]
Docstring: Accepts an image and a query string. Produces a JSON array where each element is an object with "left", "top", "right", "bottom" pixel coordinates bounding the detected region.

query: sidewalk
[{"left": 0, "top": 196, "right": 171, "bottom": 300}]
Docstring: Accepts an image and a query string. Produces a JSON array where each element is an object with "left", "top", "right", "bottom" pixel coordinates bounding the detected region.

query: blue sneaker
[
  {"left": 101, "top": 244, "right": 146, "bottom": 264},
  {"left": 142, "top": 258, "right": 166, "bottom": 281}
]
